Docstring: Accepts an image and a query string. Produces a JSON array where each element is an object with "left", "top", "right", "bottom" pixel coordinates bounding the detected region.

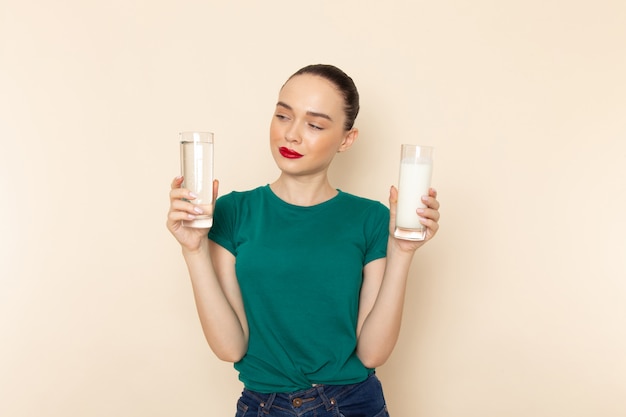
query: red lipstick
[{"left": 279, "top": 147, "right": 303, "bottom": 159}]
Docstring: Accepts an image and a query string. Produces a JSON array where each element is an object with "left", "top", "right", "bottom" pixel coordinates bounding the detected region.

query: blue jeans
[{"left": 234, "top": 373, "right": 390, "bottom": 417}]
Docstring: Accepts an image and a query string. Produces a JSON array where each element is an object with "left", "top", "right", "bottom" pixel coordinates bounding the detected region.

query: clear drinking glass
[
  {"left": 394, "top": 144, "right": 434, "bottom": 241},
  {"left": 180, "top": 131, "right": 214, "bottom": 228}
]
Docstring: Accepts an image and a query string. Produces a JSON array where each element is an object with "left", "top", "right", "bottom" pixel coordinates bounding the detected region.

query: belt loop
[
  {"left": 261, "top": 393, "right": 276, "bottom": 414},
  {"left": 315, "top": 385, "right": 335, "bottom": 411}
]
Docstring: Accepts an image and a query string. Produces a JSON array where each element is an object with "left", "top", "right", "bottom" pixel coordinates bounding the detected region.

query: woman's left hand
[{"left": 388, "top": 186, "right": 440, "bottom": 251}]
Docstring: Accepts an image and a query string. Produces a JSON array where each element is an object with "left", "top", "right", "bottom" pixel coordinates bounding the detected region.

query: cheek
[
  {"left": 319, "top": 133, "right": 344, "bottom": 152},
  {"left": 269, "top": 120, "right": 281, "bottom": 141}
]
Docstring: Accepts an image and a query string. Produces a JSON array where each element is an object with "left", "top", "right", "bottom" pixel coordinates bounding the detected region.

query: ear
[{"left": 337, "top": 128, "right": 359, "bottom": 153}]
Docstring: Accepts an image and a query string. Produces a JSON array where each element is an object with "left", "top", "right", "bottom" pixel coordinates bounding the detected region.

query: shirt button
[{"left": 292, "top": 398, "right": 303, "bottom": 407}]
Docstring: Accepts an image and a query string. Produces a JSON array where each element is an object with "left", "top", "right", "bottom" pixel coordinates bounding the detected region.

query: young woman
[{"left": 167, "top": 64, "right": 440, "bottom": 417}]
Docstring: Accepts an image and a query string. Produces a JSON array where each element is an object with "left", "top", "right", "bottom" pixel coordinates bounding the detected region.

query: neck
[{"left": 270, "top": 175, "right": 338, "bottom": 206}]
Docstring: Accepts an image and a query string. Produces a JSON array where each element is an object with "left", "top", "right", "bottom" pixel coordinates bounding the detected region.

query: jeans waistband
[
  {"left": 248, "top": 384, "right": 336, "bottom": 415},
  {"left": 241, "top": 373, "right": 379, "bottom": 415}
]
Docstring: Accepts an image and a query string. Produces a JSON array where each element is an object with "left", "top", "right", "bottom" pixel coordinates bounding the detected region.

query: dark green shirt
[{"left": 208, "top": 185, "right": 389, "bottom": 393}]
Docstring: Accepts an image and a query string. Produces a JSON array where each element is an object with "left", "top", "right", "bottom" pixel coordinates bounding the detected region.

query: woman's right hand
[{"left": 166, "top": 176, "right": 219, "bottom": 253}]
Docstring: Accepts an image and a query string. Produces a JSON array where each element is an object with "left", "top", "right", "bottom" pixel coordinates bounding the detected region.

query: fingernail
[
  {"left": 421, "top": 195, "right": 429, "bottom": 201},
  {"left": 189, "top": 192, "right": 198, "bottom": 199},
  {"left": 417, "top": 208, "right": 425, "bottom": 214},
  {"left": 193, "top": 206, "right": 203, "bottom": 214}
]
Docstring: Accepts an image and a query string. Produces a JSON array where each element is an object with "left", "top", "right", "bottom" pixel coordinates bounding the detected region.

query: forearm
[
  {"left": 182, "top": 241, "right": 248, "bottom": 362},
  {"left": 356, "top": 243, "right": 414, "bottom": 368}
]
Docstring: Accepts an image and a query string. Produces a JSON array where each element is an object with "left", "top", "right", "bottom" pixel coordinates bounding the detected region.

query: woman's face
[{"left": 269, "top": 74, "right": 357, "bottom": 178}]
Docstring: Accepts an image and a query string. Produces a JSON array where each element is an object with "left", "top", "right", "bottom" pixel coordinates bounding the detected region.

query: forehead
[{"left": 278, "top": 74, "right": 345, "bottom": 116}]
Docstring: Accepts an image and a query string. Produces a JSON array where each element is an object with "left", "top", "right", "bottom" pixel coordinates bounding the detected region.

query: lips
[{"left": 279, "top": 147, "right": 303, "bottom": 159}]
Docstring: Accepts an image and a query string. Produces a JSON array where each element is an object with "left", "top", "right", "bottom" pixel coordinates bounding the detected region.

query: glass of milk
[
  {"left": 394, "top": 144, "right": 434, "bottom": 241},
  {"left": 180, "top": 131, "right": 214, "bottom": 228}
]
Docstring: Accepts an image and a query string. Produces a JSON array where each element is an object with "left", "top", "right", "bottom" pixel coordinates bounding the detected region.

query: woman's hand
[
  {"left": 166, "top": 176, "right": 219, "bottom": 253},
  {"left": 388, "top": 186, "right": 440, "bottom": 252}
]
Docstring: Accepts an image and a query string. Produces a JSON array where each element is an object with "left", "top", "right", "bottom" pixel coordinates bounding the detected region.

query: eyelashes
[{"left": 274, "top": 114, "right": 324, "bottom": 131}]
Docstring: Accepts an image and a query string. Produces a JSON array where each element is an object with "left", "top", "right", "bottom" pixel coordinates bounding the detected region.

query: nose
[{"left": 285, "top": 122, "right": 302, "bottom": 143}]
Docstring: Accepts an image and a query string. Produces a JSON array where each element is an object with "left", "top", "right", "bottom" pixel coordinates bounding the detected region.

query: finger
[
  {"left": 171, "top": 175, "right": 184, "bottom": 189},
  {"left": 389, "top": 185, "right": 398, "bottom": 204},
  {"left": 212, "top": 179, "right": 220, "bottom": 202},
  {"left": 388, "top": 186, "right": 399, "bottom": 207},
  {"left": 388, "top": 185, "right": 398, "bottom": 216},
  {"left": 428, "top": 187, "right": 437, "bottom": 198},
  {"left": 417, "top": 207, "right": 440, "bottom": 223},
  {"left": 170, "top": 198, "right": 204, "bottom": 215},
  {"left": 167, "top": 208, "right": 199, "bottom": 224},
  {"left": 168, "top": 197, "right": 206, "bottom": 219},
  {"left": 420, "top": 216, "right": 439, "bottom": 238},
  {"left": 170, "top": 187, "right": 197, "bottom": 202},
  {"left": 421, "top": 194, "right": 440, "bottom": 211},
  {"left": 387, "top": 186, "right": 399, "bottom": 234},
  {"left": 166, "top": 202, "right": 201, "bottom": 231}
]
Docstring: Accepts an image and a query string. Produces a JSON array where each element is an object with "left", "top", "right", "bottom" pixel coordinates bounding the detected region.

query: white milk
[
  {"left": 181, "top": 140, "right": 214, "bottom": 228},
  {"left": 396, "top": 160, "right": 433, "bottom": 229}
]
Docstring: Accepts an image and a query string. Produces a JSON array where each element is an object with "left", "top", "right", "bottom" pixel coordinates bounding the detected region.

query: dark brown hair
[{"left": 287, "top": 64, "right": 360, "bottom": 131}]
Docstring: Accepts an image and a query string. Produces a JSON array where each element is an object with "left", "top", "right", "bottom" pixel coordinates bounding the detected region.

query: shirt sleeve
[
  {"left": 363, "top": 202, "right": 389, "bottom": 265},
  {"left": 208, "top": 193, "right": 238, "bottom": 256}
]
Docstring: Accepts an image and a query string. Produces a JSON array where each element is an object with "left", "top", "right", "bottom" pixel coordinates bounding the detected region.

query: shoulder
[
  {"left": 333, "top": 191, "right": 389, "bottom": 230},
  {"left": 210, "top": 186, "right": 269, "bottom": 243},
  {"left": 337, "top": 191, "right": 389, "bottom": 214},
  {"left": 217, "top": 185, "right": 268, "bottom": 205},
  {"left": 213, "top": 186, "right": 269, "bottom": 224}
]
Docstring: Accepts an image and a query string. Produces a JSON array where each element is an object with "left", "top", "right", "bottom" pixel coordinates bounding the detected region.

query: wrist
[{"left": 181, "top": 238, "right": 210, "bottom": 257}]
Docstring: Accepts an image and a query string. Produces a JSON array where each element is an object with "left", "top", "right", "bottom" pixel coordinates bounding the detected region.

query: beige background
[{"left": 1, "top": 0, "right": 625, "bottom": 416}]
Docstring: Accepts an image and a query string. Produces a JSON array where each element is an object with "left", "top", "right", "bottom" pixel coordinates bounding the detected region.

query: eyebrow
[{"left": 276, "top": 101, "right": 333, "bottom": 122}]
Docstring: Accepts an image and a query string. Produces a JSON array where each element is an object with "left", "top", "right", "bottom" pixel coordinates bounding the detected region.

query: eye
[
  {"left": 308, "top": 123, "right": 323, "bottom": 131},
  {"left": 275, "top": 113, "right": 289, "bottom": 121}
]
